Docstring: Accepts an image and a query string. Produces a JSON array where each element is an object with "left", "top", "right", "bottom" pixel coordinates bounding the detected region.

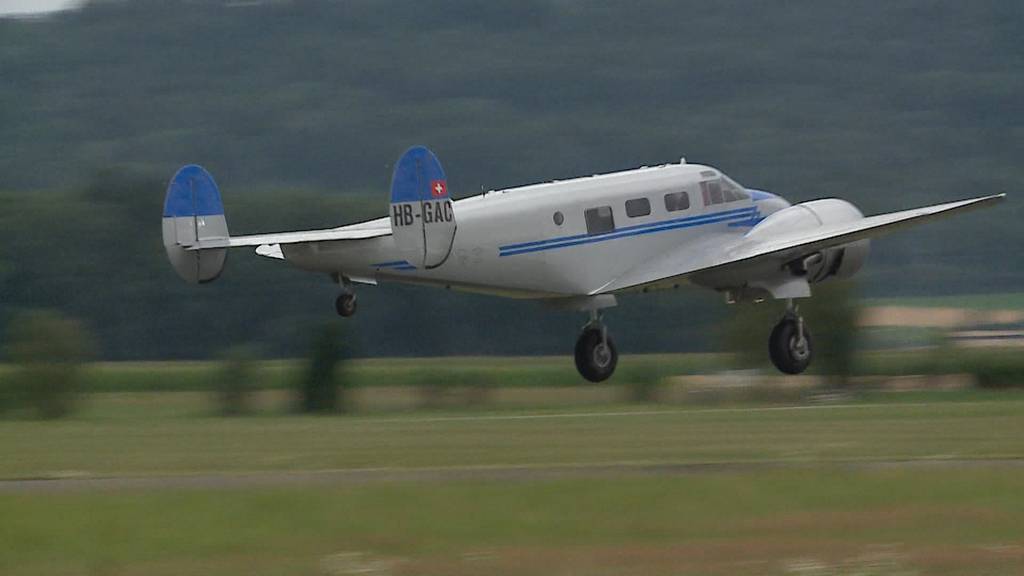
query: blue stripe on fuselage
[
  {"left": 499, "top": 206, "right": 756, "bottom": 257},
  {"left": 372, "top": 260, "right": 416, "bottom": 270}
]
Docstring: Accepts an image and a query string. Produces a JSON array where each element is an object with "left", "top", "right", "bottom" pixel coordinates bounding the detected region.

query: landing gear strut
[
  {"left": 769, "top": 299, "right": 813, "bottom": 374},
  {"left": 575, "top": 310, "right": 618, "bottom": 382}
]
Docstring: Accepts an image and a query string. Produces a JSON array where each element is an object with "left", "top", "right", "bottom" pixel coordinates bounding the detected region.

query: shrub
[
  {"left": 622, "top": 364, "right": 666, "bottom": 403},
  {"left": 802, "top": 282, "right": 862, "bottom": 388},
  {"left": 960, "top": 349, "right": 1024, "bottom": 389},
  {"left": 4, "top": 310, "right": 94, "bottom": 419},
  {"left": 215, "top": 345, "right": 258, "bottom": 416},
  {"left": 297, "top": 322, "right": 349, "bottom": 413}
]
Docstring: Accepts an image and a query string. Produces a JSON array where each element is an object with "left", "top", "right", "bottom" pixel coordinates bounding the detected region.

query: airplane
[{"left": 162, "top": 146, "right": 1005, "bottom": 382}]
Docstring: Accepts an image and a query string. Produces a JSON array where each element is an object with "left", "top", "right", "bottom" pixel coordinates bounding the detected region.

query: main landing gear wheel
[
  {"left": 335, "top": 293, "right": 357, "bottom": 317},
  {"left": 575, "top": 327, "right": 618, "bottom": 382},
  {"left": 769, "top": 313, "right": 813, "bottom": 375}
]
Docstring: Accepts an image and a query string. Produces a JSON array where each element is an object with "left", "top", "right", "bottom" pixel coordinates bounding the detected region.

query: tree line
[{"left": 0, "top": 0, "right": 1019, "bottom": 360}]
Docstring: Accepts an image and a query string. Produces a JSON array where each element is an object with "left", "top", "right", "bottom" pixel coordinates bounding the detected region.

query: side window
[
  {"left": 625, "top": 198, "right": 651, "bottom": 218},
  {"left": 708, "top": 181, "right": 724, "bottom": 204},
  {"left": 724, "top": 177, "right": 750, "bottom": 200},
  {"left": 584, "top": 206, "right": 615, "bottom": 235},
  {"left": 700, "top": 180, "right": 726, "bottom": 206},
  {"left": 663, "top": 191, "right": 690, "bottom": 212}
]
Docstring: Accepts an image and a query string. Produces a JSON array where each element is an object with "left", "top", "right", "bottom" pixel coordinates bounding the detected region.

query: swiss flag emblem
[{"left": 430, "top": 180, "right": 448, "bottom": 198}]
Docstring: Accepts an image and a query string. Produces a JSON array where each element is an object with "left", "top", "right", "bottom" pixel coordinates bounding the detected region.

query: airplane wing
[{"left": 595, "top": 193, "right": 1005, "bottom": 294}]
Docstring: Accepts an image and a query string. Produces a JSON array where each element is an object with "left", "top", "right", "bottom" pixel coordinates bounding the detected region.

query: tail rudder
[
  {"left": 161, "top": 165, "right": 229, "bottom": 283},
  {"left": 389, "top": 146, "right": 456, "bottom": 269}
]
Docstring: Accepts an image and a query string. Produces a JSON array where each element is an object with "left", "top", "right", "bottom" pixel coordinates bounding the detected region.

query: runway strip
[{"left": 3, "top": 458, "right": 1023, "bottom": 494}]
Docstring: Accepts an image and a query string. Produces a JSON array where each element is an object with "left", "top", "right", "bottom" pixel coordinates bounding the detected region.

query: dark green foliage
[
  {"left": 720, "top": 282, "right": 862, "bottom": 385},
  {"left": 416, "top": 367, "right": 496, "bottom": 409},
  {"left": 961, "top": 352, "right": 1024, "bottom": 389},
  {"left": 802, "top": 282, "right": 862, "bottom": 387},
  {"left": 297, "top": 322, "right": 349, "bottom": 413},
  {"left": 215, "top": 345, "right": 258, "bottom": 416},
  {"left": 720, "top": 300, "right": 786, "bottom": 370},
  {"left": 0, "top": 1, "right": 1019, "bottom": 361},
  {"left": 620, "top": 363, "right": 667, "bottom": 403},
  {"left": 3, "top": 310, "right": 94, "bottom": 419}
]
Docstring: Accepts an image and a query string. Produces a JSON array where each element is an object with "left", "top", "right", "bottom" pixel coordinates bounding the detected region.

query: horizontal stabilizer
[{"left": 184, "top": 224, "right": 391, "bottom": 250}]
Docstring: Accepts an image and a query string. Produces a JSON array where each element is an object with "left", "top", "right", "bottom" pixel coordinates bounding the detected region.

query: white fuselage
[{"left": 281, "top": 163, "right": 786, "bottom": 298}]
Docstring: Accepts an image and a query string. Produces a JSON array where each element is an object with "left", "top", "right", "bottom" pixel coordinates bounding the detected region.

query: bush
[
  {"left": 621, "top": 364, "right": 667, "bottom": 403},
  {"left": 416, "top": 368, "right": 495, "bottom": 409},
  {"left": 720, "top": 282, "right": 862, "bottom": 388},
  {"left": 958, "top": 350, "right": 1024, "bottom": 389},
  {"left": 297, "top": 322, "right": 349, "bottom": 413},
  {"left": 3, "top": 310, "right": 94, "bottom": 419},
  {"left": 215, "top": 345, "right": 258, "bottom": 416},
  {"left": 802, "top": 282, "right": 862, "bottom": 388}
]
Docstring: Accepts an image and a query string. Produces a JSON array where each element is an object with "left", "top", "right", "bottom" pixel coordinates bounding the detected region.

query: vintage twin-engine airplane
[{"left": 162, "top": 146, "right": 1004, "bottom": 381}]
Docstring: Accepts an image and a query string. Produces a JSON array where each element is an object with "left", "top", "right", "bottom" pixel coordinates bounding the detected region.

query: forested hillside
[{"left": 0, "top": 0, "right": 1020, "bottom": 359}]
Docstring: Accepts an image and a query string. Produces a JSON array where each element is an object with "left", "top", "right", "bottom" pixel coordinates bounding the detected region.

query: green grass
[
  {"left": 3, "top": 470, "right": 1024, "bottom": 575},
  {"left": 4, "top": 393, "right": 1024, "bottom": 574},
  {"left": 2, "top": 395, "right": 1024, "bottom": 478}
]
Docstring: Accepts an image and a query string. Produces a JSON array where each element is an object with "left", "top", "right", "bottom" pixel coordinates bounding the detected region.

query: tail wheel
[
  {"left": 574, "top": 328, "right": 618, "bottom": 382},
  {"left": 335, "top": 293, "right": 357, "bottom": 317},
  {"left": 769, "top": 318, "right": 813, "bottom": 374}
]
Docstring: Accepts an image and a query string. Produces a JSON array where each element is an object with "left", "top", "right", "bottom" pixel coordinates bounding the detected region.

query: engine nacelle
[{"left": 747, "top": 198, "right": 870, "bottom": 284}]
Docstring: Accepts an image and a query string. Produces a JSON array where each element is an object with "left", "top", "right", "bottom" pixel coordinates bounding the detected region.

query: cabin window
[
  {"left": 625, "top": 198, "right": 651, "bottom": 218},
  {"left": 723, "top": 176, "right": 750, "bottom": 200},
  {"left": 664, "top": 191, "right": 690, "bottom": 212},
  {"left": 553, "top": 211, "right": 564, "bottom": 226},
  {"left": 584, "top": 206, "right": 615, "bottom": 235},
  {"left": 702, "top": 178, "right": 749, "bottom": 206},
  {"left": 708, "top": 181, "right": 724, "bottom": 204},
  {"left": 700, "top": 180, "right": 727, "bottom": 206}
]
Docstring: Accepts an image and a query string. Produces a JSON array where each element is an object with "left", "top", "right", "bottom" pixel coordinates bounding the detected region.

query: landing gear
[
  {"left": 575, "top": 310, "right": 618, "bottom": 382},
  {"left": 769, "top": 300, "right": 813, "bottom": 374},
  {"left": 335, "top": 292, "right": 357, "bottom": 317}
]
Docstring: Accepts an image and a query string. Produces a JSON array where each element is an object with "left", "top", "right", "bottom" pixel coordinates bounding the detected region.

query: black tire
[
  {"left": 335, "top": 293, "right": 357, "bottom": 317},
  {"left": 574, "top": 328, "right": 618, "bottom": 382},
  {"left": 769, "top": 318, "right": 813, "bottom": 374}
]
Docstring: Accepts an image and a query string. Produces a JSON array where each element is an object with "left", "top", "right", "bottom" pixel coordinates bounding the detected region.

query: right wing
[{"left": 596, "top": 193, "right": 1005, "bottom": 294}]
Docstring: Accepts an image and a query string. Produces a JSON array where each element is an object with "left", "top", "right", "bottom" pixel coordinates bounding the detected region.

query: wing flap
[{"left": 597, "top": 193, "right": 1005, "bottom": 293}]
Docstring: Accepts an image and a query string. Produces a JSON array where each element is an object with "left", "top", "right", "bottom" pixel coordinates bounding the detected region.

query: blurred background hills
[{"left": 0, "top": 0, "right": 1020, "bottom": 359}]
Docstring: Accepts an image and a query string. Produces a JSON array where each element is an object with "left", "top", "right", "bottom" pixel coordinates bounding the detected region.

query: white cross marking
[{"left": 435, "top": 182, "right": 444, "bottom": 195}]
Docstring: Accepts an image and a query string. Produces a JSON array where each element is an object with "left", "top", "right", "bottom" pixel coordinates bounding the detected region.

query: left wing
[{"left": 595, "top": 193, "right": 1005, "bottom": 294}]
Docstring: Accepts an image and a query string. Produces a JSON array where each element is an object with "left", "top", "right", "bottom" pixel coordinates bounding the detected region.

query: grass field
[
  {"left": 3, "top": 391, "right": 1024, "bottom": 575},
  {"left": 4, "top": 469, "right": 1024, "bottom": 575},
  {"left": 2, "top": 394, "right": 1024, "bottom": 478}
]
